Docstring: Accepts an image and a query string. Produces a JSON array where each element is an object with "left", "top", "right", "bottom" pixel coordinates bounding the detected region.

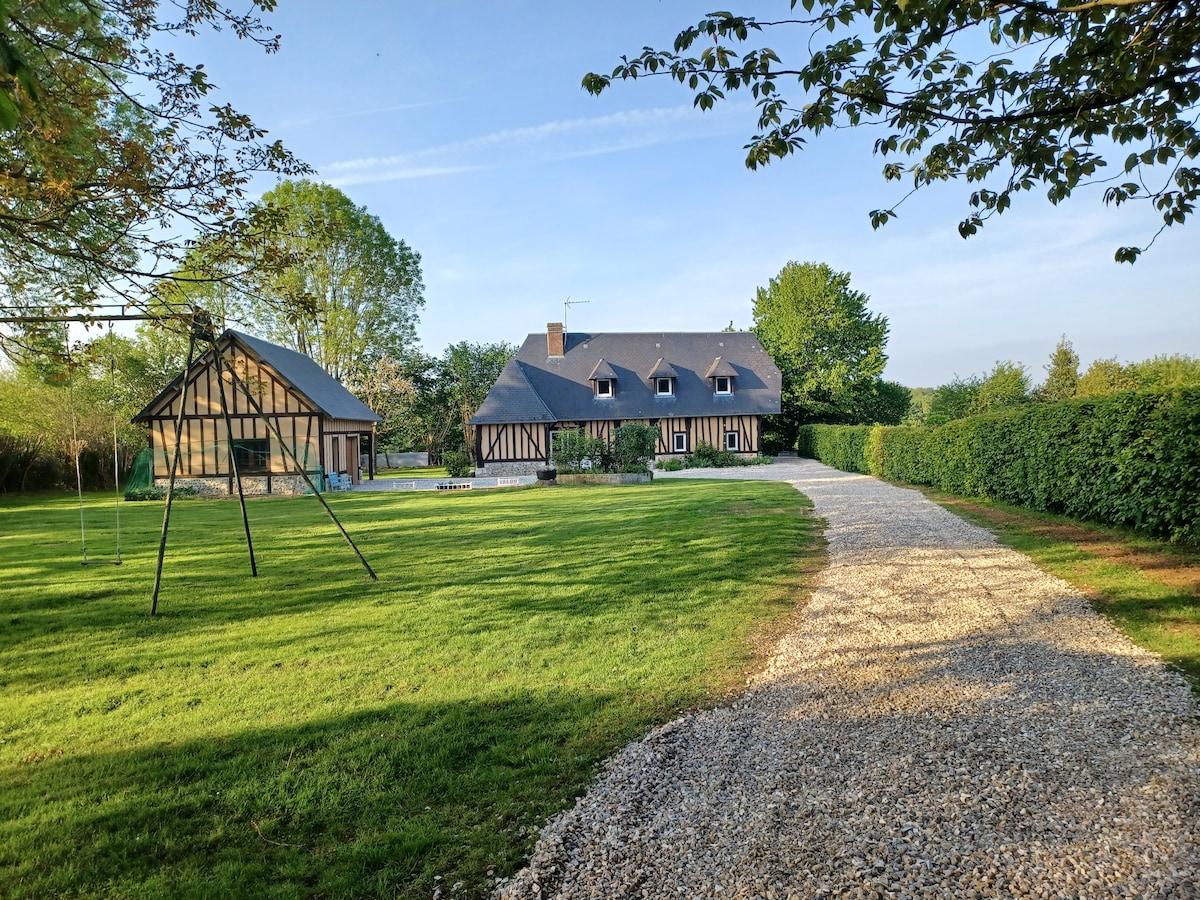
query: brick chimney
[{"left": 547, "top": 322, "right": 565, "bottom": 357}]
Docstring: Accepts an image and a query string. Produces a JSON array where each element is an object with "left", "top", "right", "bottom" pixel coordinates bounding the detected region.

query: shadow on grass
[
  {"left": 0, "top": 690, "right": 627, "bottom": 900},
  {"left": 0, "top": 480, "right": 819, "bottom": 899},
  {"left": 1, "top": 482, "right": 811, "bottom": 668}
]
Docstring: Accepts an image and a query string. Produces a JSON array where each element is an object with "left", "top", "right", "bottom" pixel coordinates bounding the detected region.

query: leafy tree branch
[
  {"left": 0, "top": 0, "right": 310, "bottom": 320},
  {"left": 583, "top": 0, "right": 1200, "bottom": 262}
]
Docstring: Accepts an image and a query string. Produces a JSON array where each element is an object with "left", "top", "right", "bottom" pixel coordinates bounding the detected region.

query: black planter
[{"left": 535, "top": 468, "right": 557, "bottom": 481}]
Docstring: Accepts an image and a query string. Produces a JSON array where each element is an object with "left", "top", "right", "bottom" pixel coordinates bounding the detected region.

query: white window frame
[
  {"left": 724, "top": 431, "right": 740, "bottom": 452},
  {"left": 673, "top": 432, "right": 687, "bottom": 453},
  {"left": 594, "top": 379, "right": 614, "bottom": 398},
  {"left": 714, "top": 376, "right": 732, "bottom": 395},
  {"left": 655, "top": 377, "right": 674, "bottom": 397}
]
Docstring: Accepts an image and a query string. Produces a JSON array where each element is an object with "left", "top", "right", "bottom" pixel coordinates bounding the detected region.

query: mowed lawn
[{"left": 0, "top": 480, "right": 818, "bottom": 899}]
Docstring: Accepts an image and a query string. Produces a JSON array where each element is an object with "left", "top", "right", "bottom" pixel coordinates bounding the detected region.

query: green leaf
[{"left": 0, "top": 91, "right": 18, "bottom": 130}]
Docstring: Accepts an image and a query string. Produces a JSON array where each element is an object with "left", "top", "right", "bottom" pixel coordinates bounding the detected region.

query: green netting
[{"left": 123, "top": 448, "right": 155, "bottom": 497}]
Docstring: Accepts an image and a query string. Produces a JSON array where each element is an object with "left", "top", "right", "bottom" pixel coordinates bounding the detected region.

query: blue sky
[{"left": 186, "top": 1, "right": 1196, "bottom": 387}]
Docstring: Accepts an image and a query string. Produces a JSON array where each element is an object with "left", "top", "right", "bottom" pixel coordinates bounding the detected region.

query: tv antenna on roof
[{"left": 564, "top": 296, "right": 589, "bottom": 332}]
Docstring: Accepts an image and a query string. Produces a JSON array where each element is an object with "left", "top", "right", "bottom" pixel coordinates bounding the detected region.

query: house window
[
  {"left": 595, "top": 379, "right": 614, "bottom": 398},
  {"left": 233, "top": 438, "right": 270, "bottom": 471},
  {"left": 673, "top": 432, "right": 687, "bottom": 453},
  {"left": 655, "top": 377, "right": 674, "bottom": 397},
  {"left": 714, "top": 376, "right": 732, "bottom": 395},
  {"left": 724, "top": 431, "right": 740, "bottom": 452}
]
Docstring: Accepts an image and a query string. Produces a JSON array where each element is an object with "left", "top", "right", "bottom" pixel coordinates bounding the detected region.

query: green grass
[
  {"left": 0, "top": 480, "right": 818, "bottom": 899},
  {"left": 922, "top": 490, "right": 1200, "bottom": 698}
]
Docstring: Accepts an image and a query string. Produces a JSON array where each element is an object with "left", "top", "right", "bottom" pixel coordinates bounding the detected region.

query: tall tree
[
  {"left": 583, "top": 2, "right": 1200, "bottom": 261},
  {"left": 0, "top": 0, "right": 308, "bottom": 318},
  {"left": 973, "top": 361, "right": 1031, "bottom": 413},
  {"left": 1077, "top": 357, "right": 1138, "bottom": 397},
  {"left": 1126, "top": 354, "right": 1200, "bottom": 390},
  {"left": 1038, "top": 336, "right": 1080, "bottom": 402},
  {"left": 438, "top": 341, "right": 518, "bottom": 463},
  {"left": 752, "top": 260, "right": 888, "bottom": 447},
  {"left": 927, "top": 375, "right": 982, "bottom": 425},
  {"left": 351, "top": 355, "right": 417, "bottom": 454},
  {"left": 212, "top": 180, "right": 425, "bottom": 383},
  {"left": 375, "top": 343, "right": 517, "bottom": 463},
  {"left": 904, "top": 386, "right": 936, "bottom": 425},
  {"left": 850, "top": 379, "right": 911, "bottom": 425}
]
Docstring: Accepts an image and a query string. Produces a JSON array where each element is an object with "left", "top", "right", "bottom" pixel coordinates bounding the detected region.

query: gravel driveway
[{"left": 497, "top": 460, "right": 1199, "bottom": 899}]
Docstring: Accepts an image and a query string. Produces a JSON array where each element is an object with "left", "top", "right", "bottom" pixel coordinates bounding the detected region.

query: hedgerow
[{"left": 797, "top": 389, "right": 1200, "bottom": 545}]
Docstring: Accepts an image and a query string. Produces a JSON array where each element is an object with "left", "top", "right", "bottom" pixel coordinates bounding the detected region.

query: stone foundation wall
[
  {"left": 474, "top": 460, "right": 546, "bottom": 478},
  {"left": 155, "top": 474, "right": 313, "bottom": 497},
  {"left": 556, "top": 472, "right": 653, "bottom": 486}
]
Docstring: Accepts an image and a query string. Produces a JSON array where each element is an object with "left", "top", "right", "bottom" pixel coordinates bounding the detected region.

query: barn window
[
  {"left": 673, "top": 432, "right": 687, "bottom": 453},
  {"left": 655, "top": 377, "right": 674, "bottom": 397},
  {"left": 233, "top": 438, "right": 271, "bottom": 471},
  {"left": 714, "top": 376, "right": 732, "bottom": 395},
  {"left": 723, "top": 431, "right": 740, "bottom": 452},
  {"left": 595, "top": 379, "right": 614, "bottom": 398}
]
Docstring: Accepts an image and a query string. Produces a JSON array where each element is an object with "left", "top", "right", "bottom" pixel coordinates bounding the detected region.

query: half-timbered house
[
  {"left": 470, "top": 323, "right": 781, "bottom": 476},
  {"left": 132, "top": 329, "right": 380, "bottom": 495}
]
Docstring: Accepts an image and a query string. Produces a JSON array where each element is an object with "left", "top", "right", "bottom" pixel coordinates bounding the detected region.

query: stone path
[{"left": 497, "top": 460, "right": 1199, "bottom": 899}]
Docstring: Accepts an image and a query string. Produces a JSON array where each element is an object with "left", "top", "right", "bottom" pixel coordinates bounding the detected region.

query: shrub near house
[{"left": 552, "top": 422, "right": 658, "bottom": 474}]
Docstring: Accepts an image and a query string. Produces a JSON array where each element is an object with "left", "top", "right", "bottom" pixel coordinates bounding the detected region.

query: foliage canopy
[
  {"left": 751, "top": 260, "right": 889, "bottom": 445},
  {"left": 185, "top": 180, "right": 427, "bottom": 384},
  {"left": 0, "top": 0, "right": 308, "bottom": 319},
  {"left": 583, "top": 1, "right": 1200, "bottom": 261},
  {"left": 1039, "top": 336, "right": 1081, "bottom": 402}
]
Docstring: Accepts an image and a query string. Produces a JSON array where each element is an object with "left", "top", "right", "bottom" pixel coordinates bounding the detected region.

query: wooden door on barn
[{"left": 347, "top": 435, "right": 360, "bottom": 483}]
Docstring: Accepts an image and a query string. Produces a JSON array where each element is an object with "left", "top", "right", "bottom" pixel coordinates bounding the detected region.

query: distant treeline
[{"left": 905, "top": 342, "right": 1200, "bottom": 425}]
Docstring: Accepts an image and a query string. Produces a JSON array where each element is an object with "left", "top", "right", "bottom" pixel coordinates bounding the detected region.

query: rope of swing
[
  {"left": 66, "top": 323, "right": 123, "bottom": 566},
  {"left": 108, "top": 321, "right": 121, "bottom": 563},
  {"left": 65, "top": 331, "right": 89, "bottom": 565}
]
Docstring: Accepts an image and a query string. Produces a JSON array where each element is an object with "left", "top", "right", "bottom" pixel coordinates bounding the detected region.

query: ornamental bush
[
  {"left": 797, "top": 388, "right": 1200, "bottom": 545},
  {"left": 443, "top": 451, "right": 472, "bottom": 478},
  {"left": 608, "top": 423, "right": 659, "bottom": 473},
  {"left": 552, "top": 423, "right": 658, "bottom": 475}
]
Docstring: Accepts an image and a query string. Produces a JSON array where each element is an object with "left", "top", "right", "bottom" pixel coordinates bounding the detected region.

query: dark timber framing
[
  {"left": 471, "top": 326, "right": 781, "bottom": 473},
  {"left": 134, "top": 329, "right": 380, "bottom": 494}
]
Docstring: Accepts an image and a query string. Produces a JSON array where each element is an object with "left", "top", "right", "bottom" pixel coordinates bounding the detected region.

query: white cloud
[
  {"left": 319, "top": 104, "right": 745, "bottom": 186},
  {"left": 326, "top": 165, "right": 482, "bottom": 188}
]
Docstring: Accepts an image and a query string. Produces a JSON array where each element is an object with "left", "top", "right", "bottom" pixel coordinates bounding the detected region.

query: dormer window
[
  {"left": 647, "top": 358, "right": 678, "bottom": 398},
  {"left": 706, "top": 356, "right": 737, "bottom": 395},
  {"left": 588, "top": 358, "right": 619, "bottom": 399}
]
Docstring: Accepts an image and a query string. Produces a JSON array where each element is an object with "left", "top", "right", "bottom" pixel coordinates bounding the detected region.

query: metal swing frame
[{"left": 0, "top": 306, "right": 378, "bottom": 614}]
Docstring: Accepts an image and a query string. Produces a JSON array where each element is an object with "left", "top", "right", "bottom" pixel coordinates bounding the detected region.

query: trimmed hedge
[
  {"left": 796, "top": 388, "right": 1200, "bottom": 545},
  {"left": 795, "top": 424, "right": 874, "bottom": 474}
]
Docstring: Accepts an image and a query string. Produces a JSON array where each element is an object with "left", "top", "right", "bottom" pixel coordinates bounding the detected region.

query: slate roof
[
  {"left": 588, "top": 359, "right": 618, "bottom": 380},
  {"left": 648, "top": 358, "right": 678, "bottom": 379},
  {"left": 705, "top": 356, "right": 739, "bottom": 378},
  {"left": 471, "top": 330, "right": 781, "bottom": 424},
  {"left": 133, "top": 329, "right": 380, "bottom": 423}
]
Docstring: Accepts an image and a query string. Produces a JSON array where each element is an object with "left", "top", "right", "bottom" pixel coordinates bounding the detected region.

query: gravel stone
[{"left": 496, "top": 460, "right": 1199, "bottom": 900}]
